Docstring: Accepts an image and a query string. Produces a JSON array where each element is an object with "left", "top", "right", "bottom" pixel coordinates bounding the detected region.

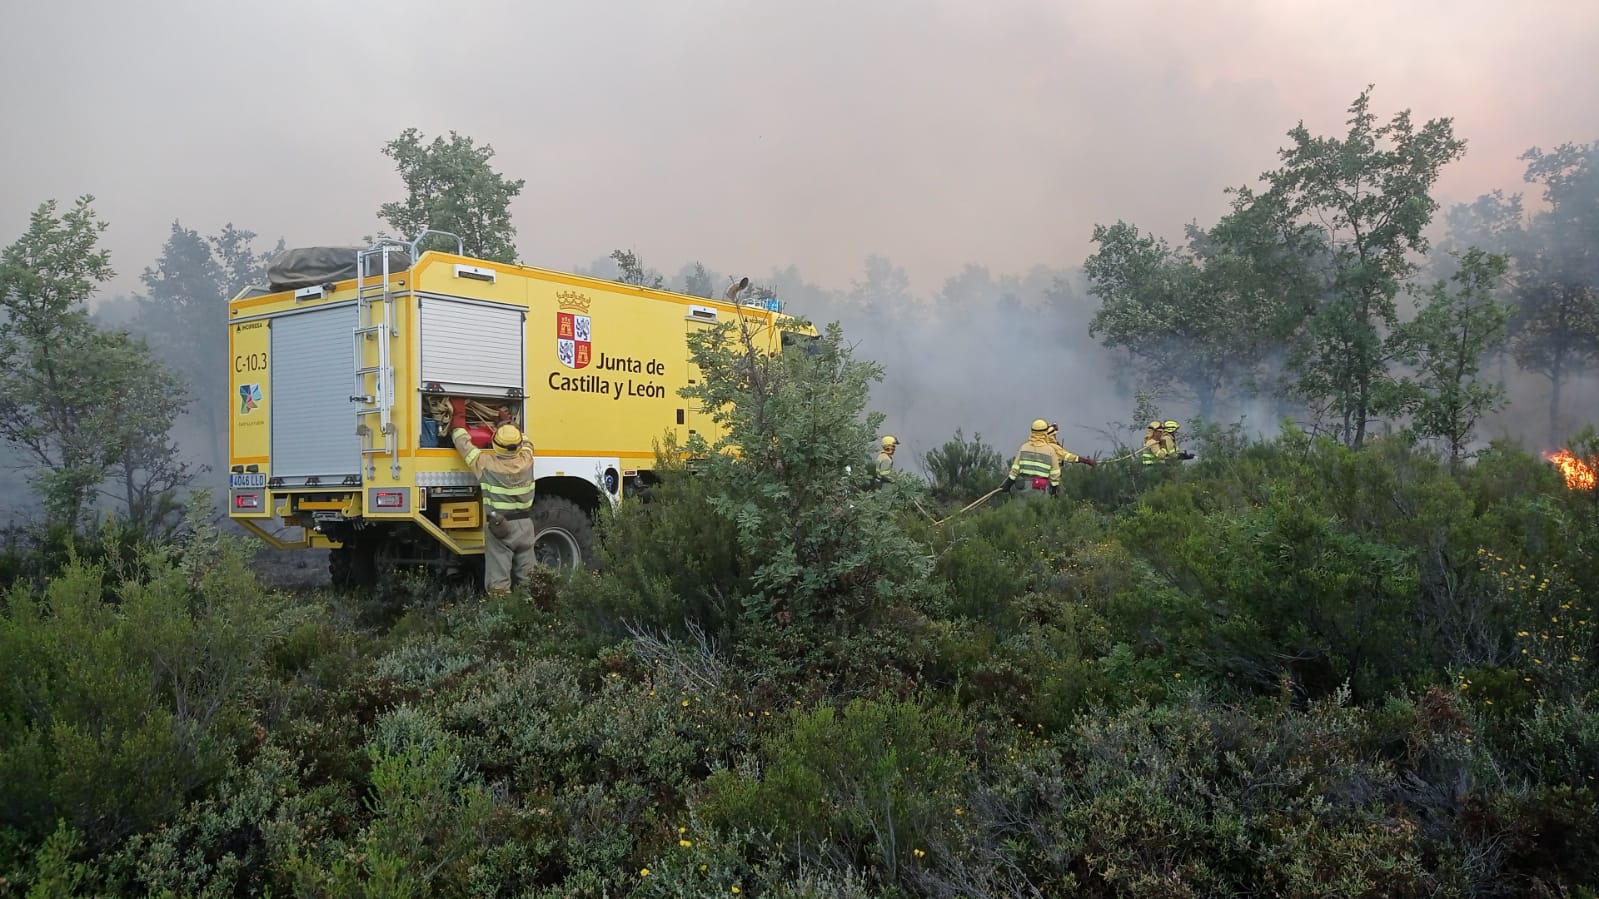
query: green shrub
[
  {"left": 700, "top": 696, "right": 972, "bottom": 890},
  {"left": 108, "top": 746, "right": 349, "bottom": 898},
  {"left": 680, "top": 320, "right": 934, "bottom": 641},
  {"left": 282, "top": 705, "right": 493, "bottom": 897},
  {"left": 0, "top": 520, "right": 278, "bottom": 860},
  {"left": 923, "top": 429, "right": 1006, "bottom": 505},
  {"left": 573, "top": 466, "right": 753, "bottom": 642}
]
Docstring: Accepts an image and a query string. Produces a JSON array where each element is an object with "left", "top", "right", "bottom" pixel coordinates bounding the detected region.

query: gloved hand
[
  {"left": 1049, "top": 484, "right": 1059, "bottom": 497},
  {"left": 999, "top": 477, "right": 1015, "bottom": 491},
  {"left": 1078, "top": 456, "right": 1098, "bottom": 467},
  {"left": 449, "top": 397, "right": 467, "bottom": 432}
]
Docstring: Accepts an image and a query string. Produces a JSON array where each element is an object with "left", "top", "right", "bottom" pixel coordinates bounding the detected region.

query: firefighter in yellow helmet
[
  {"left": 874, "top": 435, "right": 899, "bottom": 488},
  {"left": 1159, "top": 419, "right": 1195, "bottom": 461},
  {"left": 1002, "top": 418, "right": 1096, "bottom": 498},
  {"left": 1140, "top": 419, "right": 1168, "bottom": 465},
  {"left": 450, "top": 398, "right": 537, "bottom": 594}
]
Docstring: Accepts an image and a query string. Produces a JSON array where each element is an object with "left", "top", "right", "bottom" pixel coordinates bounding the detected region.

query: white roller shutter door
[
  {"left": 419, "top": 297, "right": 524, "bottom": 392},
  {"left": 270, "top": 305, "right": 360, "bottom": 480}
]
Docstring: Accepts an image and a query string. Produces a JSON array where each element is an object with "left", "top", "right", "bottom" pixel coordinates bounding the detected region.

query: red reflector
[
  {"left": 375, "top": 491, "right": 405, "bottom": 508},
  {"left": 1031, "top": 477, "right": 1050, "bottom": 490},
  {"left": 234, "top": 493, "right": 261, "bottom": 509}
]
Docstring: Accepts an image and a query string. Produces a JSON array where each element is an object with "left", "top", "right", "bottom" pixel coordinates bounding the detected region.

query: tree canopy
[{"left": 377, "top": 128, "right": 525, "bottom": 263}]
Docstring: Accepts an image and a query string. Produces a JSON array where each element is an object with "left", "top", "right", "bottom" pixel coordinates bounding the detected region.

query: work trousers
[
  {"left": 485, "top": 518, "right": 538, "bottom": 594},
  {"left": 1012, "top": 483, "right": 1051, "bottom": 502}
]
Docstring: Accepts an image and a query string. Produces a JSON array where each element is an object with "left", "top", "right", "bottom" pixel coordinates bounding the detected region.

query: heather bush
[
  {"left": 700, "top": 697, "right": 972, "bottom": 891},
  {"left": 922, "top": 429, "right": 1006, "bottom": 505},
  {"left": 0, "top": 513, "right": 278, "bottom": 868}
]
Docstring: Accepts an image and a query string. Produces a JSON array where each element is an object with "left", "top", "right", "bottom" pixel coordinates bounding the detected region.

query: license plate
[{"left": 230, "top": 473, "right": 267, "bottom": 489}]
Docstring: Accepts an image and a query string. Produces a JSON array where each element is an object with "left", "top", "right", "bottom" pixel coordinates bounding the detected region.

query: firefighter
[
  {"left": 1162, "top": 420, "right": 1195, "bottom": 461},
  {"left": 1140, "top": 420, "right": 1167, "bottom": 465},
  {"left": 449, "top": 397, "right": 537, "bottom": 595},
  {"left": 1001, "top": 418, "right": 1096, "bottom": 498},
  {"left": 874, "top": 435, "right": 899, "bottom": 487}
]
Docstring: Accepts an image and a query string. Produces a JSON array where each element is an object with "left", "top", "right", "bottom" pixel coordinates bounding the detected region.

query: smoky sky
[
  {"left": 5, "top": 0, "right": 1596, "bottom": 299},
  {"left": 2, "top": 0, "right": 1596, "bottom": 482}
]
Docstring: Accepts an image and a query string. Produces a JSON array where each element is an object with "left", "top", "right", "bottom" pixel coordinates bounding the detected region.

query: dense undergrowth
[{"left": 3, "top": 340, "right": 1598, "bottom": 895}]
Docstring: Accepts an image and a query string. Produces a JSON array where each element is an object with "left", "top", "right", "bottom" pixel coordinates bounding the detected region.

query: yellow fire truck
[{"left": 227, "top": 234, "right": 809, "bottom": 586}]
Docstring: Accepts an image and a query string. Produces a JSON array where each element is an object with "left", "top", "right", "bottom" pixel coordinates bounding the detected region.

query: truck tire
[
  {"left": 531, "top": 496, "right": 595, "bottom": 571},
  {"left": 329, "top": 542, "right": 377, "bottom": 590}
]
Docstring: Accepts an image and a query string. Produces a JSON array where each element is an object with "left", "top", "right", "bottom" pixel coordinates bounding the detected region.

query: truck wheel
[
  {"left": 329, "top": 542, "right": 377, "bottom": 589},
  {"left": 531, "top": 496, "right": 594, "bottom": 571}
]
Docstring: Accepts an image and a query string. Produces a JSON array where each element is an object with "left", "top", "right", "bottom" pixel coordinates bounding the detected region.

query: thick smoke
[{"left": 2, "top": 1, "right": 1596, "bottom": 519}]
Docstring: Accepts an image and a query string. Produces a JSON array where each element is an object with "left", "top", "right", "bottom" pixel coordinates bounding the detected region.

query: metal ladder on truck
[{"left": 352, "top": 241, "right": 407, "bottom": 481}]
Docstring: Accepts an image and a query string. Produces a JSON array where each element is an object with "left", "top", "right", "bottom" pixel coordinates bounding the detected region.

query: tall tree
[
  {"left": 1085, "top": 201, "right": 1305, "bottom": 421},
  {"left": 0, "top": 198, "right": 193, "bottom": 533},
  {"left": 1254, "top": 87, "right": 1466, "bottom": 448},
  {"left": 848, "top": 255, "right": 918, "bottom": 426},
  {"left": 378, "top": 129, "right": 525, "bottom": 263},
  {"left": 609, "top": 248, "right": 664, "bottom": 288},
  {"left": 682, "top": 261, "right": 715, "bottom": 298},
  {"left": 1507, "top": 142, "right": 1599, "bottom": 444},
  {"left": 1393, "top": 249, "right": 1512, "bottom": 467},
  {"left": 681, "top": 317, "right": 928, "bottom": 633},
  {"left": 97, "top": 331, "right": 199, "bottom": 534},
  {"left": 135, "top": 222, "right": 274, "bottom": 476}
]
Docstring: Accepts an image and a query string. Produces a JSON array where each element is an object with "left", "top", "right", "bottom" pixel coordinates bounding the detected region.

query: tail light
[
  {"left": 375, "top": 490, "right": 406, "bottom": 508},
  {"left": 234, "top": 493, "right": 262, "bottom": 510}
]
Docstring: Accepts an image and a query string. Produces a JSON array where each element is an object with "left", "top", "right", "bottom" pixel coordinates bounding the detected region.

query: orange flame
[{"left": 1545, "top": 449, "right": 1597, "bottom": 490}]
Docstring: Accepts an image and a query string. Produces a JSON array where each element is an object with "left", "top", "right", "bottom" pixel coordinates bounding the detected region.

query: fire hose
[
  {"left": 919, "top": 446, "right": 1192, "bottom": 526},
  {"left": 426, "top": 396, "right": 518, "bottom": 430}
]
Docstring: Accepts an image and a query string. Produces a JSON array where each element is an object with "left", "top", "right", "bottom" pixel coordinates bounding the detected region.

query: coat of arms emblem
[{"left": 556, "top": 292, "right": 592, "bottom": 369}]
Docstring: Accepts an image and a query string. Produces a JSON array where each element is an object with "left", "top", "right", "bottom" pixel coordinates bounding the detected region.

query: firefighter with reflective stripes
[
  {"left": 1001, "top": 418, "right": 1096, "bottom": 498},
  {"left": 1140, "top": 419, "right": 1193, "bottom": 464},
  {"left": 1140, "top": 420, "right": 1169, "bottom": 465},
  {"left": 450, "top": 398, "right": 537, "bottom": 594},
  {"left": 874, "top": 435, "right": 899, "bottom": 488}
]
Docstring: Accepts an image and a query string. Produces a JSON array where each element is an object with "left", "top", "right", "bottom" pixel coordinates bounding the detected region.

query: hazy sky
[{"left": 3, "top": 0, "right": 1596, "bottom": 299}]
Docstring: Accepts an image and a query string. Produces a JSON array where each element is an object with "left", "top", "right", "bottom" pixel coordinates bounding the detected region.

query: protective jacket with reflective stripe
[
  {"left": 1009, "top": 436, "right": 1079, "bottom": 488},
  {"left": 875, "top": 450, "right": 895, "bottom": 483},
  {"left": 452, "top": 428, "right": 536, "bottom": 513},
  {"left": 1140, "top": 431, "right": 1177, "bottom": 465}
]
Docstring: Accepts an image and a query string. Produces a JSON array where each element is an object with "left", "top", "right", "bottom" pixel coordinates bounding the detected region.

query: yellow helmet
[
  {"left": 881, "top": 435, "right": 898, "bottom": 449},
  {"left": 493, "top": 423, "right": 524, "bottom": 452},
  {"left": 1163, "top": 420, "right": 1180, "bottom": 432},
  {"left": 1031, "top": 418, "right": 1049, "bottom": 432},
  {"left": 1149, "top": 420, "right": 1163, "bottom": 430}
]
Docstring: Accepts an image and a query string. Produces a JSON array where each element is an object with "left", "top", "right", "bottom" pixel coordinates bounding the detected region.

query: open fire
[{"left": 1545, "top": 449, "right": 1597, "bottom": 490}]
